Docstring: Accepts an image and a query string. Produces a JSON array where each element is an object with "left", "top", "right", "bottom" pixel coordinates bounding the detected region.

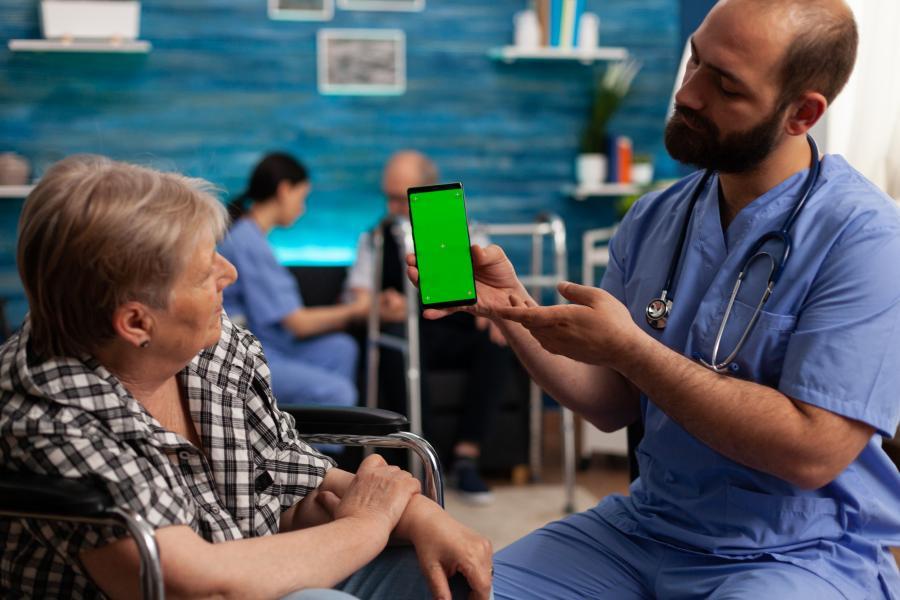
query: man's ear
[
  {"left": 785, "top": 91, "right": 828, "bottom": 136},
  {"left": 111, "top": 301, "right": 155, "bottom": 349}
]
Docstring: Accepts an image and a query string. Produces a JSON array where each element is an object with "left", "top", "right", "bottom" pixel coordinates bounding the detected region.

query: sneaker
[{"left": 449, "top": 457, "right": 495, "bottom": 505}]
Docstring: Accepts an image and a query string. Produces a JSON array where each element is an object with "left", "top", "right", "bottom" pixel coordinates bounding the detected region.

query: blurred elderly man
[{"left": 347, "top": 150, "right": 510, "bottom": 504}]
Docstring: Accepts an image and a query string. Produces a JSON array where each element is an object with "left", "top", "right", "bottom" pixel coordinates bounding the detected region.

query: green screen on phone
[{"left": 408, "top": 184, "right": 476, "bottom": 307}]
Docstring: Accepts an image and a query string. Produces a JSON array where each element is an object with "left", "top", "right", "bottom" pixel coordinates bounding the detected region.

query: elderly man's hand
[
  {"left": 494, "top": 281, "right": 642, "bottom": 366},
  {"left": 379, "top": 288, "right": 408, "bottom": 322},
  {"left": 408, "top": 509, "right": 493, "bottom": 600}
]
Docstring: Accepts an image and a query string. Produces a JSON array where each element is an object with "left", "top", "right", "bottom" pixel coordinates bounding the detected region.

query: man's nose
[{"left": 674, "top": 67, "right": 704, "bottom": 112}]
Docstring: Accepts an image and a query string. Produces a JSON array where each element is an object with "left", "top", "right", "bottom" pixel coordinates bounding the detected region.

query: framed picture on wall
[
  {"left": 269, "top": 0, "right": 334, "bottom": 21},
  {"left": 336, "top": 0, "right": 424, "bottom": 12},
  {"left": 317, "top": 29, "right": 406, "bottom": 95}
]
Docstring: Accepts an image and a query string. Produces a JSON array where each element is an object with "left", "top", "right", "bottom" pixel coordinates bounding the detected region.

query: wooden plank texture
[{"left": 0, "top": 0, "right": 680, "bottom": 327}]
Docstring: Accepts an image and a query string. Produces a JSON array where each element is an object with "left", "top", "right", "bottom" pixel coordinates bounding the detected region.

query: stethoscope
[{"left": 645, "top": 135, "right": 822, "bottom": 373}]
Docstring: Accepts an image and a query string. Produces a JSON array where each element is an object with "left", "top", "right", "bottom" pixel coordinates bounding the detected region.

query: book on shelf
[
  {"left": 535, "top": 0, "right": 585, "bottom": 49},
  {"left": 604, "top": 135, "right": 634, "bottom": 184},
  {"left": 536, "top": 0, "right": 549, "bottom": 46}
]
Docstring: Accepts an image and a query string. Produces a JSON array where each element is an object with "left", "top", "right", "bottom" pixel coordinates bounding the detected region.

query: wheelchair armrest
[
  {"left": 0, "top": 471, "right": 113, "bottom": 517},
  {"left": 284, "top": 406, "right": 409, "bottom": 436}
]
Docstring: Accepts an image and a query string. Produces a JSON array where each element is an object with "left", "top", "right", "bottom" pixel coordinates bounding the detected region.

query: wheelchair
[{"left": 0, "top": 406, "right": 443, "bottom": 600}]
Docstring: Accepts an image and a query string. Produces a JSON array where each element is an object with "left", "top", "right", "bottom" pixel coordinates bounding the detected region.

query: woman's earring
[{"left": 140, "top": 340, "right": 150, "bottom": 349}]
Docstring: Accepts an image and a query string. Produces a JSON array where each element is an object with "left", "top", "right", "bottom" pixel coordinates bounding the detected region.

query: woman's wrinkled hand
[
  {"left": 315, "top": 453, "right": 421, "bottom": 538},
  {"left": 409, "top": 511, "right": 493, "bottom": 600}
]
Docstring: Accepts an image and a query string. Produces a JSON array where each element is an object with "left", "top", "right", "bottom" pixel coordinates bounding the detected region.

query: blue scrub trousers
[
  {"left": 493, "top": 506, "right": 851, "bottom": 600},
  {"left": 267, "top": 332, "right": 359, "bottom": 409}
]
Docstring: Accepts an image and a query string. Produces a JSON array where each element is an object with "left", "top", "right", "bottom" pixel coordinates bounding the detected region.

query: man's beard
[{"left": 664, "top": 105, "right": 785, "bottom": 174}]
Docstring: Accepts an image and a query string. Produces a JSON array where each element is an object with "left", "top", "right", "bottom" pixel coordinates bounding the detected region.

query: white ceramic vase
[
  {"left": 632, "top": 162, "right": 654, "bottom": 186},
  {"left": 576, "top": 153, "right": 608, "bottom": 186}
]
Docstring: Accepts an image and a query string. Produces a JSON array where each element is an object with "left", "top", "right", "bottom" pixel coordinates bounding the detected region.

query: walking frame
[{"left": 365, "top": 213, "right": 577, "bottom": 512}]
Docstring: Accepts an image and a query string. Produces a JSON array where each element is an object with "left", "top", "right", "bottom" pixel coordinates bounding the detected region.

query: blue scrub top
[
  {"left": 599, "top": 155, "right": 900, "bottom": 590},
  {"left": 218, "top": 218, "right": 303, "bottom": 357}
]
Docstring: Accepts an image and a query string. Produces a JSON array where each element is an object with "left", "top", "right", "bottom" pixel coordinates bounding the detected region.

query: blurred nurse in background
[{"left": 220, "top": 152, "right": 368, "bottom": 410}]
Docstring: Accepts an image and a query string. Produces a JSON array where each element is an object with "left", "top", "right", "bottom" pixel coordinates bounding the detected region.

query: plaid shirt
[{"left": 0, "top": 315, "right": 334, "bottom": 598}]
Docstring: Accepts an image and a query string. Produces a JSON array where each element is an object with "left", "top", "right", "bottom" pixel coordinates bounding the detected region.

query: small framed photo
[
  {"left": 317, "top": 29, "right": 406, "bottom": 96},
  {"left": 268, "top": 0, "right": 334, "bottom": 21},
  {"left": 336, "top": 0, "right": 424, "bottom": 12}
]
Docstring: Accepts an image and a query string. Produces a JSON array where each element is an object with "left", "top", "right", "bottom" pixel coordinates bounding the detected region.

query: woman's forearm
[
  {"left": 282, "top": 304, "right": 362, "bottom": 338},
  {"left": 390, "top": 492, "right": 444, "bottom": 542},
  {"left": 210, "top": 516, "right": 389, "bottom": 598},
  {"left": 84, "top": 515, "right": 390, "bottom": 600}
]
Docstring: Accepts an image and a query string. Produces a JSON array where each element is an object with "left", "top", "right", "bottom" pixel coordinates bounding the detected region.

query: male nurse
[{"left": 410, "top": 0, "right": 900, "bottom": 597}]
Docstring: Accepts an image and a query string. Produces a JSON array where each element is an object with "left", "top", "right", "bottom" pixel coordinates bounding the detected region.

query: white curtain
[{"left": 825, "top": 0, "right": 900, "bottom": 201}]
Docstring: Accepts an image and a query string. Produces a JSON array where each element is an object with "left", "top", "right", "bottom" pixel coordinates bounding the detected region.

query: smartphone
[{"left": 407, "top": 182, "right": 477, "bottom": 309}]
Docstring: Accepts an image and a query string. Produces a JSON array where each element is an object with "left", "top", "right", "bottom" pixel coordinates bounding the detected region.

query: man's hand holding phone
[{"left": 406, "top": 243, "right": 536, "bottom": 322}]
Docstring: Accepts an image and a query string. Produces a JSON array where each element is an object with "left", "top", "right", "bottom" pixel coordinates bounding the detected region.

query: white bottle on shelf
[
  {"left": 577, "top": 12, "right": 600, "bottom": 51},
  {"left": 514, "top": 10, "right": 541, "bottom": 50}
]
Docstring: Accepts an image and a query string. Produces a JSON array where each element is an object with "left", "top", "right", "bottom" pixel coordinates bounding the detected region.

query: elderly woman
[{"left": 0, "top": 155, "right": 492, "bottom": 599}]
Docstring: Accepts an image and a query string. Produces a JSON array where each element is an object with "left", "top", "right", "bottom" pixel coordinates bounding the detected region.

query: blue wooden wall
[
  {"left": 681, "top": 0, "right": 716, "bottom": 47},
  {"left": 0, "top": 0, "right": 681, "bottom": 327}
]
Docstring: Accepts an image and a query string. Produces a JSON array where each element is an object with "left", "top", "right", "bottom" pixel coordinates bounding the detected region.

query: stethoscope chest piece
[{"left": 646, "top": 297, "right": 672, "bottom": 330}]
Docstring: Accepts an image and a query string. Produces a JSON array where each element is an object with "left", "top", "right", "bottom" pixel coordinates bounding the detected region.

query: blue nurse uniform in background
[
  {"left": 493, "top": 155, "right": 900, "bottom": 599},
  {"left": 219, "top": 218, "right": 358, "bottom": 409}
]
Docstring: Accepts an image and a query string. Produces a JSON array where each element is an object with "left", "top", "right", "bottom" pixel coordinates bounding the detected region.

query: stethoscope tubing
[
  {"left": 660, "top": 170, "right": 714, "bottom": 300},
  {"left": 646, "top": 134, "right": 822, "bottom": 369}
]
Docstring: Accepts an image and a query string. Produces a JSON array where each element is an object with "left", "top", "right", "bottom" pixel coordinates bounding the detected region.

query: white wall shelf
[
  {"left": 8, "top": 39, "right": 151, "bottom": 53},
  {"left": 0, "top": 185, "right": 35, "bottom": 199},
  {"left": 563, "top": 182, "right": 640, "bottom": 200},
  {"left": 488, "top": 46, "right": 629, "bottom": 64}
]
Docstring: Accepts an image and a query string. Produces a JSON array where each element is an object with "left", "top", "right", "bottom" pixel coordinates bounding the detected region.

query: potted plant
[{"left": 577, "top": 59, "right": 640, "bottom": 186}]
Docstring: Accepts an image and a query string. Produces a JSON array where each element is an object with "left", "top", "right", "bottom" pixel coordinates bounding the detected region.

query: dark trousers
[{"left": 378, "top": 313, "right": 509, "bottom": 459}]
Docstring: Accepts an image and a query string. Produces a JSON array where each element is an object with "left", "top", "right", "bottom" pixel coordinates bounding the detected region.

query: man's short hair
[
  {"left": 775, "top": 0, "right": 858, "bottom": 107},
  {"left": 18, "top": 155, "right": 227, "bottom": 358}
]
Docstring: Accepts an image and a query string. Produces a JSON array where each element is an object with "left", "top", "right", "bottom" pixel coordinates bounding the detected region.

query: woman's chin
[{"left": 204, "top": 318, "right": 223, "bottom": 347}]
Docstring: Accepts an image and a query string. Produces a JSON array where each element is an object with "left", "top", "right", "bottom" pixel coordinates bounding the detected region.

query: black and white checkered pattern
[{"left": 0, "top": 315, "right": 334, "bottom": 598}]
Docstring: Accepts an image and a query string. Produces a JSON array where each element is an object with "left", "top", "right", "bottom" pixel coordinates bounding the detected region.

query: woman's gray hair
[{"left": 17, "top": 154, "right": 228, "bottom": 358}]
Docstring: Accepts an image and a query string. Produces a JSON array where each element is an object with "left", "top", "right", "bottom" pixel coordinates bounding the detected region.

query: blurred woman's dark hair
[{"left": 227, "top": 152, "right": 309, "bottom": 222}]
